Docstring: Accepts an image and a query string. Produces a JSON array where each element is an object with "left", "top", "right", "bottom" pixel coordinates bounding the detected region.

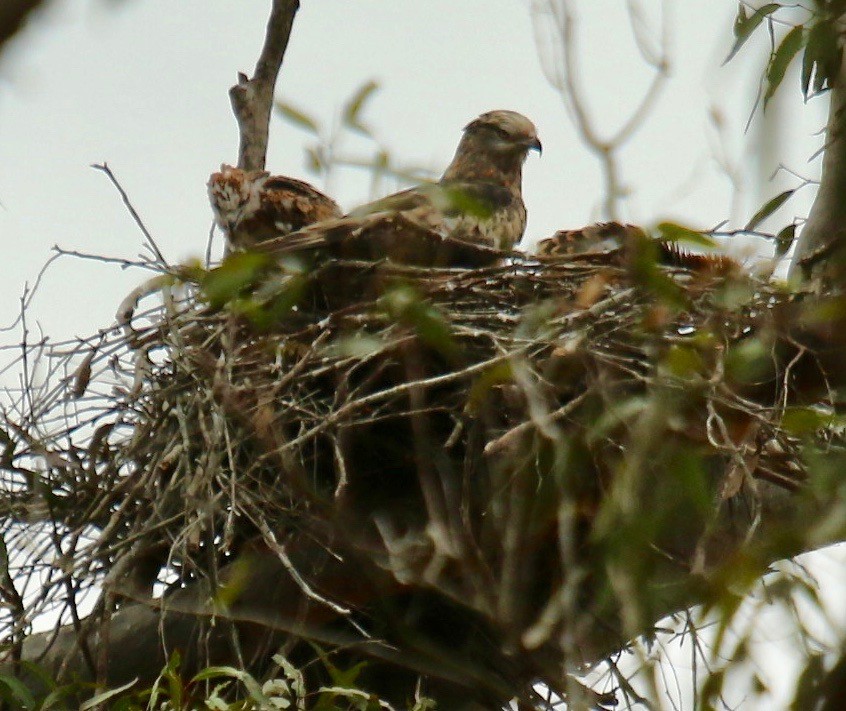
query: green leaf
[
  {"left": 275, "top": 100, "right": 321, "bottom": 135},
  {"left": 331, "top": 334, "right": 383, "bottom": 359},
  {"left": 79, "top": 679, "right": 138, "bottom": 709},
  {"left": 733, "top": 2, "right": 748, "bottom": 33},
  {"left": 656, "top": 221, "right": 717, "bottom": 249},
  {"left": 200, "top": 251, "right": 274, "bottom": 307},
  {"left": 40, "top": 684, "right": 85, "bottom": 711},
  {"left": 629, "top": 238, "right": 689, "bottom": 309},
  {"left": 801, "top": 27, "right": 815, "bottom": 98},
  {"left": 191, "top": 667, "right": 271, "bottom": 706},
  {"left": 438, "top": 185, "right": 495, "bottom": 219},
  {"left": 725, "top": 337, "right": 773, "bottom": 384},
  {"left": 342, "top": 79, "right": 379, "bottom": 136},
  {"left": 588, "top": 396, "right": 648, "bottom": 443},
  {"left": 802, "top": 20, "right": 841, "bottom": 99},
  {"left": 774, "top": 223, "right": 797, "bottom": 258},
  {"left": 0, "top": 675, "right": 36, "bottom": 709},
  {"left": 305, "top": 146, "right": 324, "bottom": 173},
  {"left": 724, "top": 3, "right": 781, "bottom": 64},
  {"left": 745, "top": 189, "right": 795, "bottom": 231},
  {"left": 0, "top": 534, "right": 8, "bottom": 580},
  {"left": 781, "top": 406, "right": 835, "bottom": 435},
  {"left": 378, "top": 284, "right": 458, "bottom": 359},
  {"left": 191, "top": 665, "right": 245, "bottom": 683},
  {"left": 764, "top": 25, "right": 806, "bottom": 108},
  {"left": 663, "top": 345, "right": 706, "bottom": 379},
  {"left": 467, "top": 361, "right": 514, "bottom": 410},
  {"left": 802, "top": 19, "right": 843, "bottom": 99},
  {"left": 324, "top": 661, "right": 368, "bottom": 690}
]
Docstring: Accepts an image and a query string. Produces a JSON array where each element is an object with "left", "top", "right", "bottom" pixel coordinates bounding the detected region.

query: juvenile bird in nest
[
  {"left": 258, "top": 110, "right": 542, "bottom": 265},
  {"left": 536, "top": 221, "right": 741, "bottom": 273},
  {"left": 207, "top": 165, "right": 342, "bottom": 249},
  {"left": 535, "top": 222, "right": 645, "bottom": 257}
]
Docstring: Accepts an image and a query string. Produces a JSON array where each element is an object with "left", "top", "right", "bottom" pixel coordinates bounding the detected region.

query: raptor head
[
  {"left": 463, "top": 110, "right": 542, "bottom": 158},
  {"left": 207, "top": 164, "right": 268, "bottom": 236},
  {"left": 442, "top": 110, "right": 541, "bottom": 185}
]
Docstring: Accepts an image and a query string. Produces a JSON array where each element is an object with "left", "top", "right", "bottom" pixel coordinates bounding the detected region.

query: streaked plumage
[
  {"left": 535, "top": 222, "right": 643, "bottom": 257},
  {"left": 260, "top": 110, "right": 541, "bottom": 264},
  {"left": 208, "top": 165, "right": 341, "bottom": 249},
  {"left": 536, "top": 222, "right": 740, "bottom": 274}
]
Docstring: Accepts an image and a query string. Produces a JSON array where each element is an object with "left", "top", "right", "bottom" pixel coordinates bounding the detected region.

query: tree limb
[
  {"left": 790, "top": 26, "right": 846, "bottom": 284},
  {"left": 0, "top": 0, "right": 48, "bottom": 53},
  {"left": 229, "top": 0, "right": 300, "bottom": 171}
]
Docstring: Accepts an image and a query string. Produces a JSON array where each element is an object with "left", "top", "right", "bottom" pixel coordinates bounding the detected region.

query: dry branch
[
  {"left": 791, "top": 39, "right": 846, "bottom": 285},
  {"left": 0, "top": 0, "right": 48, "bottom": 53},
  {"left": 229, "top": 0, "right": 300, "bottom": 170}
]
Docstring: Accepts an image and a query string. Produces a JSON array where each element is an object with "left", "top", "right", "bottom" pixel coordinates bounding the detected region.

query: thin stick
[
  {"left": 90, "top": 162, "right": 169, "bottom": 267},
  {"left": 51, "top": 246, "right": 161, "bottom": 272}
]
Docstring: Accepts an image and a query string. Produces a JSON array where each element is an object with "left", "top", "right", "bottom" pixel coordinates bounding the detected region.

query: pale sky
[{"left": 0, "top": 1, "right": 842, "bottom": 708}]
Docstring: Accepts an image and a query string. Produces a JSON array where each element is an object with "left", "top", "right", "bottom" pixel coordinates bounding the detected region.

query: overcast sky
[{"left": 0, "top": 1, "right": 842, "bottom": 708}]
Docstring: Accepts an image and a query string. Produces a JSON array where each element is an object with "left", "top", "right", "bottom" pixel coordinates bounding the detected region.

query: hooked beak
[{"left": 525, "top": 136, "right": 542, "bottom": 155}]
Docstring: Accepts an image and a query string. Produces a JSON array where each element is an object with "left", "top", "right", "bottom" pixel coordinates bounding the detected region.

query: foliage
[
  {"left": 727, "top": 1, "right": 846, "bottom": 108},
  {"left": 0, "top": 651, "right": 431, "bottom": 711}
]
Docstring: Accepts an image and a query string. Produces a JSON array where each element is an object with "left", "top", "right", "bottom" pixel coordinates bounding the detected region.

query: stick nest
[{"left": 0, "top": 242, "right": 819, "bottom": 703}]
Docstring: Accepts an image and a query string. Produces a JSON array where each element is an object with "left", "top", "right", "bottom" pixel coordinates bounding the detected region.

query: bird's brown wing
[
  {"left": 257, "top": 180, "right": 518, "bottom": 263},
  {"left": 346, "top": 185, "right": 434, "bottom": 218},
  {"left": 347, "top": 181, "right": 514, "bottom": 223},
  {"left": 258, "top": 176, "right": 342, "bottom": 233}
]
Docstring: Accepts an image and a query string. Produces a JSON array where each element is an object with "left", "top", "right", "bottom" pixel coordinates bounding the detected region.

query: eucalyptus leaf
[
  {"left": 764, "top": 25, "right": 806, "bottom": 108},
  {"left": 342, "top": 80, "right": 379, "bottom": 136},
  {"left": 656, "top": 222, "right": 717, "bottom": 248},
  {"left": 774, "top": 223, "right": 797, "bottom": 258},
  {"left": 724, "top": 3, "right": 781, "bottom": 64},
  {"left": 275, "top": 100, "right": 321, "bottom": 134},
  {"left": 745, "top": 189, "right": 795, "bottom": 231},
  {"left": 78, "top": 679, "right": 138, "bottom": 710}
]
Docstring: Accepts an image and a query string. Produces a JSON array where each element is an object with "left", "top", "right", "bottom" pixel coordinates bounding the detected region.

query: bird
[
  {"left": 258, "top": 110, "right": 542, "bottom": 265},
  {"left": 536, "top": 222, "right": 740, "bottom": 274},
  {"left": 535, "top": 222, "right": 642, "bottom": 257},
  {"left": 207, "top": 165, "right": 342, "bottom": 249}
]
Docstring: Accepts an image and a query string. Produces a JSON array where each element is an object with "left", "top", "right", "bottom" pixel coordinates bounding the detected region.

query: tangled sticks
[{"left": 2, "top": 238, "right": 831, "bottom": 707}]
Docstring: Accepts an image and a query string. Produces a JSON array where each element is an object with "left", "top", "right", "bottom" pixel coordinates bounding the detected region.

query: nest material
[{"left": 0, "top": 241, "right": 817, "bottom": 705}]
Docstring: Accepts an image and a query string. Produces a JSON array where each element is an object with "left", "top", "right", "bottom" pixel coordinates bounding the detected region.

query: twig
[
  {"left": 258, "top": 523, "right": 352, "bottom": 616},
  {"left": 51, "top": 246, "right": 161, "bottom": 272},
  {"left": 0, "top": 252, "right": 62, "bottom": 333},
  {"left": 90, "top": 163, "right": 169, "bottom": 267},
  {"left": 484, "top": 390, "right": 589, "bottom": 456},
  {"left": 534, "top": 0, "right": 670, "bottom": 219},
  {"left": 229, "top": 0, "right": 300, "bottom": 170}
]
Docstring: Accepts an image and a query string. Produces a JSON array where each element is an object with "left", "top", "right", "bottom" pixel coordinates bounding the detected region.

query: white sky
[{"left": 0, "top": 1, "right": 842, "bottom": 708}]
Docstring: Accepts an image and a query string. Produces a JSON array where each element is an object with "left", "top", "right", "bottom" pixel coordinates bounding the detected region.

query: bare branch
[
  {"left": 90, "top": 163, "right": 168, "bottom": 267},
  {"left": 0, "top": 0, "right": 48, "bottom": 53},
  {"left": 532, "top": 0, "right": 671, "bottom": 220},
  {"left": 229, "top": 0, "right": 300, "bottom": 171}
]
